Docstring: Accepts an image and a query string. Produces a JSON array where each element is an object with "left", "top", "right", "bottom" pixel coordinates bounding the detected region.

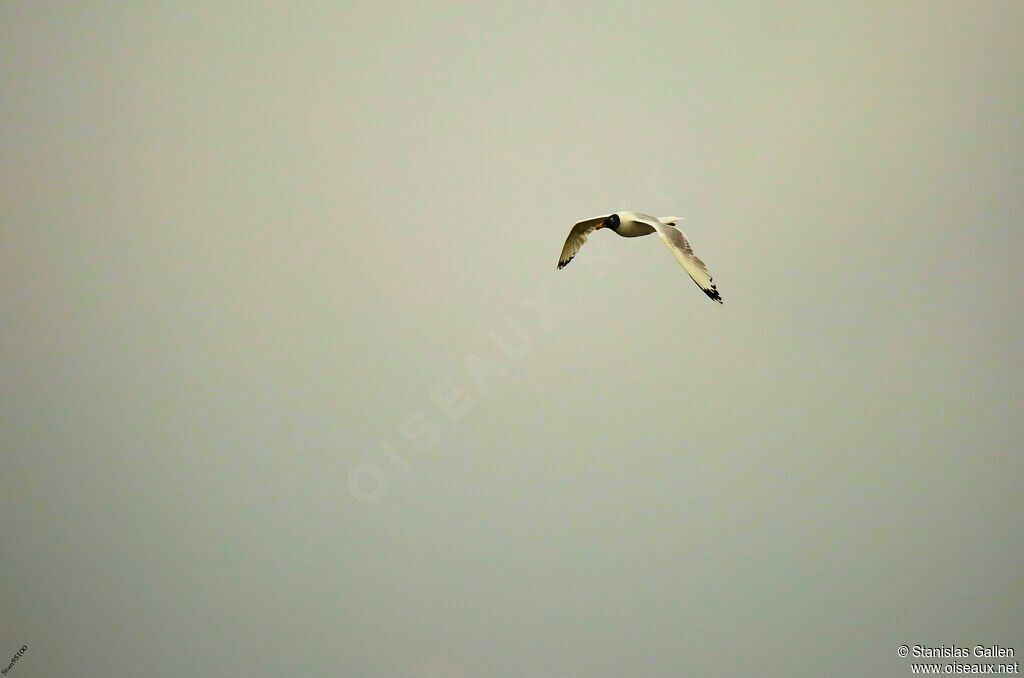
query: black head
[{"left": 602, "top": 213, "right": 620, "bottom": 231}]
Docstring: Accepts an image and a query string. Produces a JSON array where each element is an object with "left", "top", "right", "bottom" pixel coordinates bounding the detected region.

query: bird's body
[
  {"left": 608, "top": 213, "right": 656, "bottom": 237},
  {"left": 557, "top": 211, "right": 723, "bottom": 303}
]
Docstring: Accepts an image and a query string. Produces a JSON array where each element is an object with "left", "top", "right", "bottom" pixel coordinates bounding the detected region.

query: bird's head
[{"left": 599, "top": 213, "right": 621, "bottom": 231}]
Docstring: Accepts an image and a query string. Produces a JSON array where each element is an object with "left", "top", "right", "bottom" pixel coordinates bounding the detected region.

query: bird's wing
[
  {"left": 557, "top": 216, "right": 605, "bottom": 269},
  {"left": 637, "top": 216, "right": 723, "bottom": 303}
]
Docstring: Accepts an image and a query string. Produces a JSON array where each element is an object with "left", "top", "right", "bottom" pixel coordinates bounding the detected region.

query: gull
[{"left": 557, "top": 211, "right": 723, "bottom": 303}]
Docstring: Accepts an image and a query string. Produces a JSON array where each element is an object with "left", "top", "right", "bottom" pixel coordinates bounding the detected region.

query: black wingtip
[{"left": 705, "top": 287, "right": 723, "bottom": 304}]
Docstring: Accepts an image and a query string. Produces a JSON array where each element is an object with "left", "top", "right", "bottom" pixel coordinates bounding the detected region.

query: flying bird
[{"left": 557, "top": 211, "right": 723, "bottom": 303}]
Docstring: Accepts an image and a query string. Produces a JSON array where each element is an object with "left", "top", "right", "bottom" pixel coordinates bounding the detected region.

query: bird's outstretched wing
[
  {"left": 642, "top": 217, "right": 723, "bottom": 303},
  {"left": 557, "top": 216, "right": 604, "bottom": 269}
]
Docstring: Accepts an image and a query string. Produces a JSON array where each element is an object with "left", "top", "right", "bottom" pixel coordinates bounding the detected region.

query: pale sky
[{"left": 2, "top": 2, "right": 1023, "bottom": 676}]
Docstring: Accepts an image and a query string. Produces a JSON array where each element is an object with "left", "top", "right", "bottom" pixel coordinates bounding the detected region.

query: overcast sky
[{"left": 2, "top": 2, "right": 1023, "bottom": 676}]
